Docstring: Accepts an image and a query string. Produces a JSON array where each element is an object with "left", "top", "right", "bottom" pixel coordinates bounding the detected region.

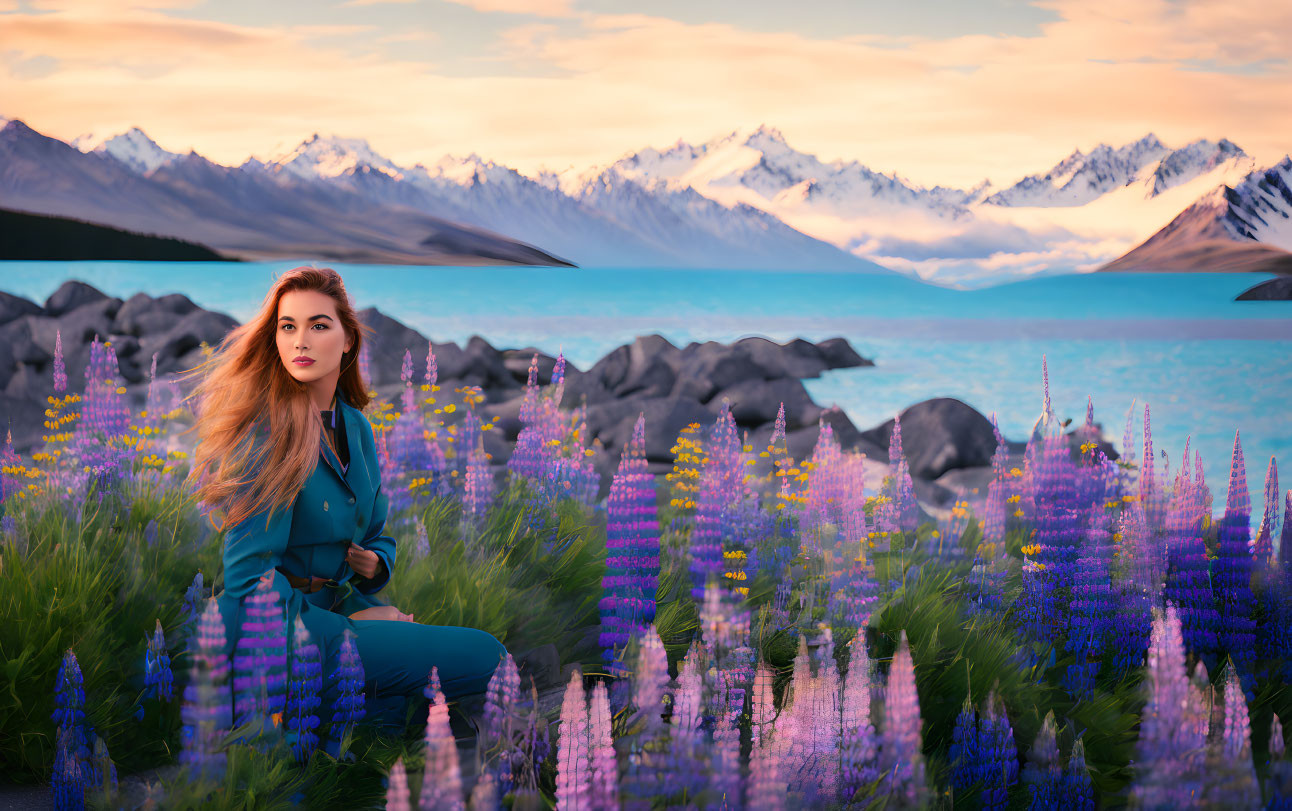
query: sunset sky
[{"left": 3, "top": 0, "right": 1289, "bottom": 189}]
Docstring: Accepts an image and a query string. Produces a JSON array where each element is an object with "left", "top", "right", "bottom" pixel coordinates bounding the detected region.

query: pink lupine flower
[
  {"left": 587, "top": 681, "right": 617, "bottom": 810},
  {"left": 632, "top": 626, "right": 669, "bottom": 735},
  {"left": 1253, "top": 456, "right": 1279, "bottom": 563},
  {"left": 468, "top": 773, "right": 498, "bottom": 811},
  {"left": 1130, "top": 604, "right": 1208, "bottom": 807},
  {"left": 841, "top": 634, "right": 878, "bottom": 801},
  {"left": 879, "top": 631, "right": 926, "bottom": 807},
  {"left": 556, "top": 668, "right": 590, "bottom": 810},
  {"left": 386, "top": 757, "right": 412, "bottom": 811},
  {"left": 1213, "top": 661, "right": 1262, "bottom": 807},
  {"left": 180, "top": 600, "right": 231, "bottom": 782},
  {"left": 53, "top": 328, "right": 67, "bottom": 393},
  {"left": 750, "top": 661, "right": 776, "bottom": 751},
  {"left": 421, "top": 666, "right": 465, "bottom": 810}
]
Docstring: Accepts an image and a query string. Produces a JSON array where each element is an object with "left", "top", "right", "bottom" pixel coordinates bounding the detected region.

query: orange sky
[{"left": 3, "top": 0, "right": 1289, "bottom": 188}]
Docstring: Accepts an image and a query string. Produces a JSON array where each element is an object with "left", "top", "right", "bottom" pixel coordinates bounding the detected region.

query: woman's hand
[
  {"left": 345, "top": 543, "right": 381, "bottom": 579},
  {"left": 348, "top": 605, "right": 415, "bottom": 622}
]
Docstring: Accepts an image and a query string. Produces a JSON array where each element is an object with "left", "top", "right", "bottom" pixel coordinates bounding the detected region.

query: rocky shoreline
[{"left": 0, "top": 280, "right": 1117, "bottom": 518}]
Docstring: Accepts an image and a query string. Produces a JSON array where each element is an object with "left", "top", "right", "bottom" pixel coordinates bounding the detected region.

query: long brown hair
[{"left": 177, "top": 266, "right": 374, "bottom": 533}]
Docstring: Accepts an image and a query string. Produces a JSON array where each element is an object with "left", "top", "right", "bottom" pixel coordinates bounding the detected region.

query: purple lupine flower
[
  {"left": 588, "top": 681, "right": 618, "bottom": 810},
  {"left": 285, "top": 616, "right": 322, "bottom": 763},
  {"left": 144, "top": 619, "right": 173, "bottom": 703},
  {"left": 421, "top": 667, "right": 465, "bottom": 811},
  {"left": 89, "top": 732, "right": 117, "bottom": 798},
  {"left": 1277, "top": 490, "right": 1292, "bottom": 674},
  {"left": 358, "top": 341, "right": 371, "bottom": 389},
  {"left": 1253, "top": 456, "right": 1279, "bottom": 563},
  {"left": 389, "top": 348, "right": 447, "bottom": 513},
  {"left": 556, "top": 668, "right": 590, "bottom": 810},
  {"left": 233, "top": 574, "right": 288, "bottom": 731},
  {"left": 412, "top": 515, "right": 430, "bottom": 562},
  {"left": 1033, "top": 422, "right": 1083, "bottom": 609},
  {"left": 482, "top": 652, "right": 520, "bottom": 797},
  {"left": 631, "top": 626, "right": 669, "bottom": 735},
  {"left": 462, "top": 411, "right": 494, "bottom": 523},
  {"left": 1266, "top": 714, "right": 1292, "bottom": 811},
  {"left": 1215, "top": 431, "right": 1256, "bottom": 674},
  {"left": 599, "top": 430, "right": 661, "bottom": 655},
  {"left": 690, "top": 402, "right": 744, "bottom": 601},
  {"left": 50, "top": 649, "right": 95, "bottom": 811},
  {"left": 1021, "top": 711, "right": 1062, "bottom": 810},
  {"left": 884, "top": 414, "right": 919, "bottom": 535},
  {"left": 180, "top": 600, "right": 231, "bottom": 782},
  {"left": 53, "top": 328, "right": 67, "bottom": 393},
  {"left": 386, "top": 757, "right": 412, "bottom": 811},
  {"left": 1017, "top": 556, "right": 1059, "bottom": 665},
  {"left": 879, "top": 631, "right": 926, "bottom": 807},
  {"left": 324, "top": 628, "right": 365, "bottom": 758},
  {"left": 782, "top": 633, "right": 841, "bottom": 805},
  {"left": 1140, "top": 404, "right": 1165, "bottom": 530}
]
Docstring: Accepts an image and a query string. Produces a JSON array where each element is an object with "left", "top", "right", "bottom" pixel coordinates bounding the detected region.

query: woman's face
[{"left": 276, "top": 289, "right": 353, "bottom": 393}]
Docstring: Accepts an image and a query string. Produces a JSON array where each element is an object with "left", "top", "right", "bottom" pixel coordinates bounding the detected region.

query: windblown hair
[{"left": 176, "top": 266, "right": 374, "bottom": 534}]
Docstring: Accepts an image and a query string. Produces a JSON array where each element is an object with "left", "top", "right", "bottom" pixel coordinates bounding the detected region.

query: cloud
[
  {"left": 441, "top": 0, "right": 575, "bottom": 16},
  {"left": 2, "top": 0, "right": 1289, "bottom": 189},
  {"left": 869, "top": 221, "right": 1079, "bottom": 261}
]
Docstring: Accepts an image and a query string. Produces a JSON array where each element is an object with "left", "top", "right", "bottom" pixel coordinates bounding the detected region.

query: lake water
[{"left": 2, "top": 261, "right": 1289, "bottom": 522}]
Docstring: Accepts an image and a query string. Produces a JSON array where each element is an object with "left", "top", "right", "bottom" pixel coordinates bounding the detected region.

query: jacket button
[
  {"left": 348, "top": 497, "right": 355, "bottom": 504},
  {"left": 323, "top": 500, "right": 329, "bottom": 511}
]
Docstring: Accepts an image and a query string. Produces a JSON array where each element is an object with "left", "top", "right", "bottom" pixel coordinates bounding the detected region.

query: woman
[{"left": 180, "top": 265, "right": 507, "bottom": 736}]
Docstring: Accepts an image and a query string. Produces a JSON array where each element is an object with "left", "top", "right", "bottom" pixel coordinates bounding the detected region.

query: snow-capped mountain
[
  {"left": 982, "top": 135, "right": 1251, "bottom": 208},
  {"left": 1099, "top": 156, "right": 1292, "bottom": 273},
  {"left": 237, "top": 129, "right": 882, "bottom": 270},
  {"left": 70, "top": 126, "right": 182, "bottom": 174},
  {"left": 6, "top": 116, "right": 1291, "bottom": 284}
]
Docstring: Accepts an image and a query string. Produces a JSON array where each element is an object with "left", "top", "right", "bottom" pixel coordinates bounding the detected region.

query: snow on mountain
[
  {"left": 259, "top": 133, "right": 407, "bottom": 181},
  {"left": 70, "top": 126, "right": 182, "bottom": 174},
  {"left": 1149, "top": 138, "right": 1247, "bottom": 195},
  {"left": 982, "top": 134, "right": 1170, "bottom": 207},
  {"left": 1222, "top": 156, "right": 1292, "bottom": 250}
]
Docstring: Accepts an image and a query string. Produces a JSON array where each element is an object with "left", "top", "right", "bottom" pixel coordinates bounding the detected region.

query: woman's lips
[{"left": 294, "top": 359, "right": 315, "bottom": 366}]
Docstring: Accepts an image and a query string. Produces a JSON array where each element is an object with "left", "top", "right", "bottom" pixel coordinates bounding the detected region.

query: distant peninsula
[{"left": 1, "top": 207, "right": 234, "bottom": 262}]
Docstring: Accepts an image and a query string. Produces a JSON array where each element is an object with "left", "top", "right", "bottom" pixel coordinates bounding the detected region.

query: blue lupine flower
[
  {"left": 1022, "top": 712, "right": 1062, "bottom": 810},
  {"left": 144, "top": 619, "right": 173, "bottom": 703},
  {"left": 1061, "top": 738, "right": 1095, "bottom": 811},
  {"left": 1214, "top": 431, "right": 1256, "bottom": 677},
  {"left": 285, "top": 616, "right": 322, "bottom": 763},
  {"left": 948, "top": 698, "right": 979, "bottom": 793},
  {"left": 51, "top": 649, "right": 94, "bottom": 811},
  {"left": 325, "top": 628, "right": 365, "bottom": 759}
]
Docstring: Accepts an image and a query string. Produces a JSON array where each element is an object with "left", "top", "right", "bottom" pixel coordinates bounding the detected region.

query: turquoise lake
[{"left": 2, "top": 261, "right": 1289, "bottom": 521}]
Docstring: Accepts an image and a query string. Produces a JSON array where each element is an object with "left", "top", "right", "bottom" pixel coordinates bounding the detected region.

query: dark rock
[
  {"left": 1236, "top": 275, "right": 1292, "bottom": 300},
  {"left": 43, "top": 279, "right": 109, "bottom": 317},
  {"left": 671, "top": 345, "right": 764, "bottom": 402},
  {"left": 859, "top": 398, "right": 998, "bottom": 481},
  {"left": 114, "top": 291, "right": 200, "bottom": 337},
  {"left": 816, "top": 336, "right": 872, "bottom": 370},
  {"left": 0, "top": 290, "right": 41, "bottom": 325},
  {"left": 711, "top": 376, "right": 821, "bottom": 431},
  {"left": 136, "top": 309, "right": 237, "bottom": 375}
]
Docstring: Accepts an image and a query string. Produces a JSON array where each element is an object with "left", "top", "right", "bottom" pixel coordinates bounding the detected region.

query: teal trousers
[{"left": 349, "top": 618, "right": 508, "bottom": 731}]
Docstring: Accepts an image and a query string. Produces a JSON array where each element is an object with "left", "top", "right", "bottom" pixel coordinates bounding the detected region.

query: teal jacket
[{"left": 216, "top": 387, "right": 396, "bottom": 660}]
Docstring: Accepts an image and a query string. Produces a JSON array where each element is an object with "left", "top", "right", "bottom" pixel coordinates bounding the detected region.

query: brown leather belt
[{"left": 276, "top": 566, "right": 334, "bottom": 594}]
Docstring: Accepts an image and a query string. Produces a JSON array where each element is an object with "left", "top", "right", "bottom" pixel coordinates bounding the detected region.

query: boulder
[
  {"left": 0, "top": 291, "right": 41, "bottom": 325},
  {"left": 710, "top": 376, "right": 821, "bottom": 431},
  {"left": 859, "top": 398, "right": 998, "bottom": 481},
  {"left": 43, "top": 280, "right": 108, "bottom": 317}
]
